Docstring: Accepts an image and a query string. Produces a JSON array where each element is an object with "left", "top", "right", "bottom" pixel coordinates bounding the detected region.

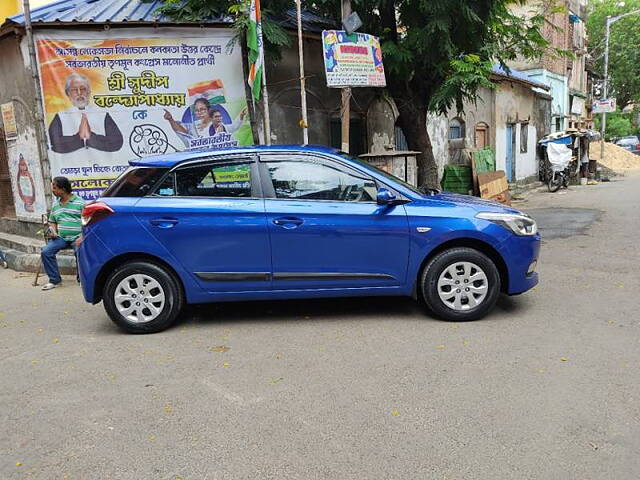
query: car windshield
[
  {"left": 338, "top": 152, "right": 428, "bottom": 196},
  {"left": 102, "top": 167, "right": 169, "bottom": 197}
]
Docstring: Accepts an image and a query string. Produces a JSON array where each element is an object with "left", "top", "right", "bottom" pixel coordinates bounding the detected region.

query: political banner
[
  {"left": 36, "top": 32, "right": 252, "bottom": 200},
  {"left": 322, "top": 30, "right": 386, "bottom": 88}
]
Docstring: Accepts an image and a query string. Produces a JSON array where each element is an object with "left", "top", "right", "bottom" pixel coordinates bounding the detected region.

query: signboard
[
  {"left": 592, "top": 98, "right": 616, "bottom": 114},
  {"left": 571, "top": 96, "right": 585, "bottom": 116},
  {"left": 1, "top": 102, "right": 18, "bottom": 139},
  {"left": 322, "top": 30, "right": 386, "bottom": 88},
  {"left": 35, "top": 32, "right": 252, "bottom": 200}
]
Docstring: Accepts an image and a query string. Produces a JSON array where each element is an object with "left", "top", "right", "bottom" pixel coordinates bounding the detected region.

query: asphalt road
[{"left": 1, "top": 172, "right": 639, "bottom": 480}]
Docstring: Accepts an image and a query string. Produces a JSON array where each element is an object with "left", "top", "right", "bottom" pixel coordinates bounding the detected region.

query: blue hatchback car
[{"left": 78, "top": 145, "right": 540, "bottom": 333}]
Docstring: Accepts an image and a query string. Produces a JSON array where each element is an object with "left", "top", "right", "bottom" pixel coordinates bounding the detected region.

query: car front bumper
[{"left": 501, "top": 233, "right": 541, "bottom": 295}]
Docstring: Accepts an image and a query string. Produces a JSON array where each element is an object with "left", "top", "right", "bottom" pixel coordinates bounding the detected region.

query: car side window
[
  {"left": 264, "top": 160, "right": 376, "bottom": 202},
  {"left": 155, "top": 161, "right": 253, "bottom": 198}
]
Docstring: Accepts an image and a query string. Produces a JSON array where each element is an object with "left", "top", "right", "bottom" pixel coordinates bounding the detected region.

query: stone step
[
  {"left": 0, "top": 231, "right": 46, "bottom": 254},
  {"left": 0, "top": 231, "right": 75, "bottom": 255},
  {"left": 0, "top": 231, "right": 76, "bottom": 274},
  {"left": 0, "top": 248, "right": 76, "bottom": 274}
]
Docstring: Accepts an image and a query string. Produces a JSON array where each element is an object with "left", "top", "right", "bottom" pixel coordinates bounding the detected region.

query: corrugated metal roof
[
  {"left": 7, "top": 0, "right": 230, "bottom": 24},
  {"left": 492, "top": 64, "right": 550, "bottom": 91},
  {"left": 7, "top": 0, "right": 335, "bottom": 31}
]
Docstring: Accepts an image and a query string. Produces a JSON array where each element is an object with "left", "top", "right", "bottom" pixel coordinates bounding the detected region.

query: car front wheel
[
  {"left": 420, "top": 247, "right": 501, "bottom": 321},
  {"left": 103, "top": 261, "right": 184, "bottom": 334}
]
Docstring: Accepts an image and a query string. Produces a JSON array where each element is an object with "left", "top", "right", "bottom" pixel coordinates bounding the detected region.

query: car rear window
[{"left": 102, "top": 167, "right": 169, "bottom": 197}]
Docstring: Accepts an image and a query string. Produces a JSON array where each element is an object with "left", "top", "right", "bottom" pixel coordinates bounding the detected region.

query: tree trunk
[{"left": 394, "top": 97, "right": 439, "bottom": 189}]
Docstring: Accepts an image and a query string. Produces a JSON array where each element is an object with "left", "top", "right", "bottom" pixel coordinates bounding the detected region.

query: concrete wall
[
  {"left": 366, "top": 95, "right": 397, "bottom": 153},
  {"left": 522, "top": 69, "right": 568, "bottom": 132},
  {"left": 427, "top": 86, "right": 494, "bottom": 181},
  {"left": 426, "top": 113, "right": 449, "bottom": 180},
  {"left": 0, "top": 33, "right": 48, "bottom": 223},
  {"left": 494, "top": 81, "right": 539, "bottom": 182}
]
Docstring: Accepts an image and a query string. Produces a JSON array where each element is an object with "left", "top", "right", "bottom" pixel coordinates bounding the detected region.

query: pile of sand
[{"left": 590, "top": 141, "right": 640, "bottom": 170}]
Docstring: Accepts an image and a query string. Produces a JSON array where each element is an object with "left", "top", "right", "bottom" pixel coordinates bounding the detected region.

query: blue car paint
[{"left": 79, "top": 145, "right": 540, "bottom": 306}]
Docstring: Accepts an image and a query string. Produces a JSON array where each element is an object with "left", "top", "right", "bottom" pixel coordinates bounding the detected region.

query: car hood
[{"left": 426, "top": 192, "right": 524, "bottom": 214}]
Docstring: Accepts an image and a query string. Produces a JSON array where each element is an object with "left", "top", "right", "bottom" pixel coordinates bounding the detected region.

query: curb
[{"left": 2, "top": 247, "right": 77, "bottom": 275}]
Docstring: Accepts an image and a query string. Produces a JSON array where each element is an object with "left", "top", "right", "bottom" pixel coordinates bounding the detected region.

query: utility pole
[
  {"left": 600, "top": 16, "right": 611, "bottom": 163},
  {"left": 340, "top": 0, "right": 351, "bottom": 153},
  {"left": 22, "top": 0, "right": 52, "bottom": 208},
  {"left": 295, "top": 0, "right": 309, "bottom": 144}
]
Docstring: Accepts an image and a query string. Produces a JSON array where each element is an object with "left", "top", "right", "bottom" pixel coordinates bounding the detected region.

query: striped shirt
[{"left": 49, "top": 194, "right": 85, "bottom": 241}]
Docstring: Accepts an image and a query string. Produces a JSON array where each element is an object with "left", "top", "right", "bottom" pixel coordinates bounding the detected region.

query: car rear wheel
[
  {"left": 420, "top": 247, "right": 501, "bottom": 322},
  {"left": 103, "top": 261, "right": 183, "bottom": 334}
]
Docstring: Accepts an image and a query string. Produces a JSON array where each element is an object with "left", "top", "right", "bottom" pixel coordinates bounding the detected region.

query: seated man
[{"left": 41, "top": 177, "right": 85, "bottom": 291}]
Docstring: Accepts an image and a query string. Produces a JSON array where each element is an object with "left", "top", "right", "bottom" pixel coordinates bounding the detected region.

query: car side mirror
[{"left": 376, "top": 188, "right": 397, "bottom": 205}]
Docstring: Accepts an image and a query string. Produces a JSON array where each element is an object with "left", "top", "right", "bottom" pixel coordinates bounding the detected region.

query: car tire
[
  {"left": 420, "top": 247, "right": 501, "bottom": 322},
  {"left": 103, "top": 261, "right": 184, "bottom": 334}
]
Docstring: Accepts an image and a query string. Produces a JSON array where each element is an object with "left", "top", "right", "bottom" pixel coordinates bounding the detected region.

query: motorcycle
[{"left": 545, "top": 142, "right": 573, "bottom": 193}]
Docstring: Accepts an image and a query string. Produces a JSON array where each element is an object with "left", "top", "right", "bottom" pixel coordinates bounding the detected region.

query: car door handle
[
  {"left": 150, "top": 217, "right": 178, "bottom": 228},
  {"left": 272, "top": 217, "right": 304, "bottom": 228}
]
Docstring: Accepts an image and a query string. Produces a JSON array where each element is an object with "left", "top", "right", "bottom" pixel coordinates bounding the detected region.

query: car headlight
[{"left": 476, "top": 212, "right": 538, "bottom": 236}]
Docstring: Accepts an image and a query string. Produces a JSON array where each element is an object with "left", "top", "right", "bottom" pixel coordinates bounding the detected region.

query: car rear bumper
[{"left": 78, "top": 231, "right": 114, "bottom": 303}]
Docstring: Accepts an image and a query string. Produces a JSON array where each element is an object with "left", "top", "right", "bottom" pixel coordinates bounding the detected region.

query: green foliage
[
  {"left": 142, "top": 0, "right": 291, "bottom": 58},
  {"left": 587, "top": 0, "right": 640, "bottom": 109},
  {"left": 148, "top": 0, "right": 551, "bottom": 115},
  {"left": 594, "top": 109, "right": 638, "bottom": 140}
]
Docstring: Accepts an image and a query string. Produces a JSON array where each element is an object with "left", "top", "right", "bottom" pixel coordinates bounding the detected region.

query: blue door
[
  {"left": 505, "top": 124, "right": 514, "bottom": 182},
  {"left": 134, "top": 158, "right": 272, "bottom": 293},
  {"left": 260, "top": 154, "right": 410, "bottom": 291}
]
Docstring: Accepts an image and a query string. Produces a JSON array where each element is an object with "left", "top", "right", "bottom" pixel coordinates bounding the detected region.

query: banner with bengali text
[{"left": 36, "top": 32, "right": 252, "bottom": 200}]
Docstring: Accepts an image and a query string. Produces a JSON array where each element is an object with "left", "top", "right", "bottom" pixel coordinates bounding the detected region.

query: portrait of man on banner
[{"left": 48, "top": 72, "right": 124, "bottom": 154}]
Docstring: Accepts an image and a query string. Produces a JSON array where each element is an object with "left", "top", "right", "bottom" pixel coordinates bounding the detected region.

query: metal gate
[{"left": 0, "top": 128, "right": 16, "bottom": 217}]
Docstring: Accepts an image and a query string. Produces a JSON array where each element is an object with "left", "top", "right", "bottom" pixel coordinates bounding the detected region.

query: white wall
[{"left": 515, "top": 123, "right": 538, "bottom": 180}]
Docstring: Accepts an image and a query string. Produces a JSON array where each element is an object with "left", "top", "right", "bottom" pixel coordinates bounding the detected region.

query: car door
[
  {"left": 259, "top": 153, "right": 410, "bottom": 291},
  {"left": 134, "top": 155, "right": 272, "bottom": 293}
]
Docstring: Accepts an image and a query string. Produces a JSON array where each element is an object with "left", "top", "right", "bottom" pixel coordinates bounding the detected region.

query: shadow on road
[{"left": 182, "top": 296, "right": 425, "bottom": 327}]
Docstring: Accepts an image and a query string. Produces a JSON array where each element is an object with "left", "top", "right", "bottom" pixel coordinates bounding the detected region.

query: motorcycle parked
[{"left": 544, "top": 142, "right": 573, "bottom": 193}]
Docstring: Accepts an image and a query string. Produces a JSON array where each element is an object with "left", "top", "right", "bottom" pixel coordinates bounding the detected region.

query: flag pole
[{"left": 256, "top": 1, "right": 271, "bottom": 145}]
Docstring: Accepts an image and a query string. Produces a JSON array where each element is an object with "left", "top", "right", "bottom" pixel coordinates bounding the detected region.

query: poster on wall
[
  {"left": 1, "top": 102, "right": 18, "bottom": 139},
  {"left": 36, "top": 33, "right": 253, "bottom": 200},
  {"left": 6, "top": 136, "right": 47, "bottom": 219},
  {"left": 322, "top": 30, "right": 386, "bottom": 88}
]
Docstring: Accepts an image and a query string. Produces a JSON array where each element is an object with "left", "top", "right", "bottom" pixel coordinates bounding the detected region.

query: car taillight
[
  {"left": 81, "top": 201, "right": 114, "bottom": 227},
  {"left": 636, "top": 143, "right": 640, "bottom": 150}
]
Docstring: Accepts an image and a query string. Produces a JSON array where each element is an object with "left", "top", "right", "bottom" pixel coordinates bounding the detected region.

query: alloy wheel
[
  {"left": 437, "top": 261, "right": 489, "bottom": 311},
  {"left": 114, "top": 274, "right": 166, "bottom": 323}
]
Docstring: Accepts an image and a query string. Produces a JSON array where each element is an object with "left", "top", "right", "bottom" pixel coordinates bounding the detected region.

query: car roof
[{"left": 128, "top": 145, "right": 342, "bottom": 168}]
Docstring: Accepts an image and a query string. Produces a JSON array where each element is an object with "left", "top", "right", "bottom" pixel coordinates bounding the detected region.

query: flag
[
  {"left": 188, "top": 79, "right": 226, "bottom": 105},
  {"left": 247, "top": 0, "right": 263, "bottom": 101}
]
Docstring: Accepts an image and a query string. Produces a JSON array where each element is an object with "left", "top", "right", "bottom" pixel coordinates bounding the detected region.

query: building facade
[
  {"left": 509, "top": 0, "right": 591, "bottom": 132},
  {"left": 427, "top": 68, "right": 551, "bottom": 184}
]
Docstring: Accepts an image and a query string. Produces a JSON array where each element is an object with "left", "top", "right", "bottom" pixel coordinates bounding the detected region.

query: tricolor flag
[
  {"left": 188, "top": 79, "right": 226, "bottom": 105},
  {"left": 247, "top": 0, "right": 264, "bottom": 101}
]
